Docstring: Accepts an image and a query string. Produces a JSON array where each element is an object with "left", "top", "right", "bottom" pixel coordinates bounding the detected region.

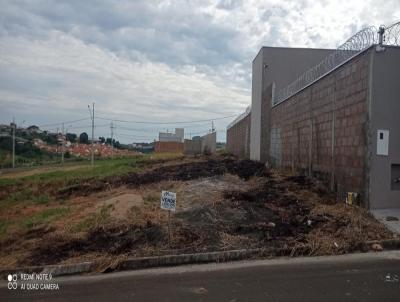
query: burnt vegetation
[{"left": 0, "top": 155, "right": 392, "bottom": 267}]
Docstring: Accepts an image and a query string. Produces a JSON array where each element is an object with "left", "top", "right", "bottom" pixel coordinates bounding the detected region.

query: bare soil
[
  {"left": 0, "top": 155, "right": 394, "bottom": 269},
  {"left": 99, "top": 193, "right": 144, "bottom": 221},
  {"left": 56, "top": 157, "right": 268, "bottom": 198},
  {"left": 0, "top": 164, "right": 91, "bottom": 179}
]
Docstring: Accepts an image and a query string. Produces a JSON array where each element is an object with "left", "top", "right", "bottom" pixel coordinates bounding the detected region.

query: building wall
[
  {"left": 154, "top": 141, "right": 184, "bottom": 153},
  {"left": 369, "top": 46, "right": 400, "bottom": 209},
  {"left": 250, "top": 47, "right": 335, "bottom": 161},
  {"left": 184, "top": 132, "right": 217, "bottom": 155},
  {"left": 260, "top": 47, "right": 336, "bottom": 92},
  {"left": 260, "top": 84, "right": 273, "bottom": 163},
  {"left": 175, "top": 128, "right": 184, "bottom": 141},
  {"left": 250, "top": 51, "right": 263, "bottom": 160},
  {"left": 270, "top": 49, "right": 372, "bottom": 201},
  {"left": 184, "top": 139, "right": 202, "bottom": 155},
  {"left": 201, "top": 132, "right": 216, "bottom": 154},
  {"left": 226, "top": 113, "right": 251, "bottom": 158},
  {"left": 159, "top": 128, "right": 184, "bottom": 143}
]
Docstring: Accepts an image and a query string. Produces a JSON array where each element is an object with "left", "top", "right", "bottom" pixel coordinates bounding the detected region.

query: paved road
[{"left": 1, "top": 252, "right": 400, "bottom": 301}]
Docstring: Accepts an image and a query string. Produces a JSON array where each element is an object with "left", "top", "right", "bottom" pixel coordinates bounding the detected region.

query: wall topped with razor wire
[
  {"left": 226, "top": 105, "right": 251, "bottom": 130},
  {"left": 274, "top": 21, "right": 400, "bottom": 105}
]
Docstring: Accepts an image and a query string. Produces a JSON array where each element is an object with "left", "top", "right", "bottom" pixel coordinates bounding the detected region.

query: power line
[
  {"left": 96, "top": 114, "right": 237, "bottom": 125},
  {"left": 41, "top": 127, "right": 59, "bottom": 133},
  {"left": 116, "top": 122, "right": 213, "bottom": 132},
  {"left": 183, "top": 129, "right": 211, "bottom": 136},
  {"left": 117, "top": 133, "right": 157, "bottom": 139},
  {"left": 38, "top": 117, "right": 90, "bottom": 128},
  {"left": 63, "top": 123, "right": 109, "bottom": 130}
]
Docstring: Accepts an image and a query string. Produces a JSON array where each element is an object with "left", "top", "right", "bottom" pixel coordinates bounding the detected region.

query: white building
[{"left": 159, "top": 128, "right": 184, "bottom": 143}]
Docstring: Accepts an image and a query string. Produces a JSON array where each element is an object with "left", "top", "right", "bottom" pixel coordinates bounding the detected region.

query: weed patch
[
  {"left": 0, "top": 220, "right": 9, "bottom": 236},
  {"left": 70, "top": 204, "right": 112, "bottom": 233},
  {"left": 32, "top": 194, "right": 50, "bottom": 205},
  {"left": 23, "top": 207, "right": 70, "bottom": 229}
]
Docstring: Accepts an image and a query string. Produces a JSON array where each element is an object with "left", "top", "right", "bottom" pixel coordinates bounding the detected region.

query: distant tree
[
  {"left": 66, "top": 133, "right": 77, "bottom": 143},
  {"left": 99, "top": 136, "right": 105, "bottom": 143},
  {"left": 79, "top": 132, "right": 89, "bottom": 144},
  {"left": 115, "top": 141, "right": 121, "bottom": 149},
  {"left": 27, "top": 125, "right": 39, "bottom": 131},
  {"left": 44, "top": 133, "right": 58, "bottom": 145},
  {"left": 0, "top": 137, "right": 12, "bottom": 151},
  {"left": 20, "top": 131, "right": 31, "bottom": 139}
]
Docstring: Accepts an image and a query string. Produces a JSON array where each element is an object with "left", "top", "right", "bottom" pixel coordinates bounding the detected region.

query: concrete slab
[{"left": 372, "top": 208, "right": 400, "bottom": 235}]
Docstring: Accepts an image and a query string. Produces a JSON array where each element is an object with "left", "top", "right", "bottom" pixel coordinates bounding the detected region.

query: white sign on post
[{"left": 160, "top": 191, "right": 176, "bottom": 211}]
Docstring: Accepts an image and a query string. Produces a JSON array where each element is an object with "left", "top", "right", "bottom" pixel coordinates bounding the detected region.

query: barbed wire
[
  {"left": 274, "top": 21, "right": 400, "bottom": 105},
  {"left": 274, "top": 26, "right": 378, "bottom": 105},
  {"left": 226, "top": 105, "right": 251, "bottom": 130},
  {"left": 227, "top": 21, "right": 400, "bottom": 130},
  {"left": 384, "top": 21, "right": 400, "bottom": 46}
]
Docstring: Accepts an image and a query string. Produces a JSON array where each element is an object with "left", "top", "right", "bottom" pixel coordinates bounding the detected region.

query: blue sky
[{"left": 0, "top": 0, "right": 399, "bottom": 142}]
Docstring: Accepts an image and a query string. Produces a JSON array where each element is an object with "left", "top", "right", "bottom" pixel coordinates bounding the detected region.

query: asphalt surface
[{"left": 1, "top": 251, "right": 400, "bottom": 301}]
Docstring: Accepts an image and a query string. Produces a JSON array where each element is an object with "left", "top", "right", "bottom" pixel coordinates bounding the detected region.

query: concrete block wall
[
  {"left": 201, "top": 132, "right": 217, "bottom": 154},
  {"left": 226, "top": 113, "right": 251, "bottom": 158},
  {"left": 184, "top": 132, "right": 216, "bottom": 155},
  {"left": 184, "top": 139, "right": 202, "bottom": 155},
  {"left": 154, "top": 141, "right": 184, "bottom": 153},
  {"left": 270, "top": 49, "right": 371, "bottom": 199},
  {"left": 250, "top": 47, "right": 335, "bottom": 162}
]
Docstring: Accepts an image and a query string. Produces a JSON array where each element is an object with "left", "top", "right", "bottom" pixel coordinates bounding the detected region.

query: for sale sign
[{"left": 160, "top": 191, "right": 176, "bottom": 211}]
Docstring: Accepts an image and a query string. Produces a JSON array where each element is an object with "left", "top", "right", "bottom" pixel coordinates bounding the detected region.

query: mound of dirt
[
  {"left": 57, "top": 181, "right": 108, "bottom": 198},
  {"left": 25, "top": 222, "right": 165, "bottom": 266},
  {"left": 222, "top": 179, "right": 312, "bottom": 242},
  {"left": 99, "top": 193, "right": 143, "bottom": 221},
  {"left": 122, "top": 158, "right": 267, "bottom": 185},
  {"left": 57, "top": 157, "right": 269, "bottom": 198}
]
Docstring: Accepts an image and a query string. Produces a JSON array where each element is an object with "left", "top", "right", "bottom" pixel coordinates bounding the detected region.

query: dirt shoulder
[
  {"left": 0, "top": 163, "right": 91, "bottom": 179},
  {"left": 0, "top": 155, "right": 394, "bottom": 269}
]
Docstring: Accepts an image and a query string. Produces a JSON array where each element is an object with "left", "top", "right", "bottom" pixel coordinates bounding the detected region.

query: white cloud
[
  {"left": 0, "top": 0, "right": 399, "bottom": 142},
  {"left": 0, "top": 30, "right": 247, "bottom": 140}
]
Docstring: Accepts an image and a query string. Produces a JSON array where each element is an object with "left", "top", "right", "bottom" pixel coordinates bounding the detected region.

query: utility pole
[
  {"left": 61, "top": 123, "right": 65, "bottom": 164},
  {"left": 88, "top": 102, "right": 95, "bottom": 167},
  {"left": 211, "top": 121, "right": 215, "bottom": 132},
  {"left": 56, "top": 127, "right": 59, "bottom": 154},
  {"left": 12, "top": 117, "right": 15, "bottom": 168},
  {"left": 110, "top": 121, "right": 114, "bottom": 159}
]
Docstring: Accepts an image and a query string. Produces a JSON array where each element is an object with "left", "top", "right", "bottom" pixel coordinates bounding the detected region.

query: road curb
[
  {"left": 366, "top": 239, "right": 400, "bottom": 249},
  {"left": 116, "top": 249, "right": 261, "bottom": 271},
  {"left": 1, "top": 239, "right": 400, "bottom": 279}
]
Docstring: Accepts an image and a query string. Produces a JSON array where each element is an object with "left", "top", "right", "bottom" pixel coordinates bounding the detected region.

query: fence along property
[
  {"left": 274, "top": 22, "right": 400, "bottom": 105},
  {"left": 226, "top": 21, "right": 400, "bottom": 210}
]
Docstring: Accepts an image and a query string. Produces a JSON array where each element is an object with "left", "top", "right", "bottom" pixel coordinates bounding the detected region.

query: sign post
[
  {"left": 168, "top": 211, "right": 171, "bottom": 247},
  {"left": 160, "top": 191, "right": 176, "bottom": 248}
]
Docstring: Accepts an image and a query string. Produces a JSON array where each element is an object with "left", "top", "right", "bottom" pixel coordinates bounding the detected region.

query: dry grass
[
  {"left": 304, "top": 196, "right": 392, "bottom": 256},
  {"left": 219, "top": 232, "right": 252, "bottom": 250},
  {"left": 0, "top": 156, "right": 395, "bottom": 268}
]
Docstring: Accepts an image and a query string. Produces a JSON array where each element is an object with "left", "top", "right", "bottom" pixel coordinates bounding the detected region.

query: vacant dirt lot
[{"left": 0, "top": 155, "right": 393, "bottom": 270}]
